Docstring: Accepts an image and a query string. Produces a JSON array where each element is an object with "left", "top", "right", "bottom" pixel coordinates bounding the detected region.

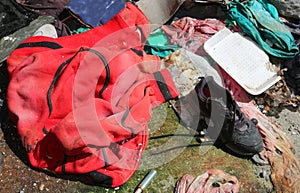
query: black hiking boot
[
  {"left": 197, "top": 76, "right": 264, "bottom": 155},
  {"left": 174, "top": 76, "right": 264, "bottom": 156}
]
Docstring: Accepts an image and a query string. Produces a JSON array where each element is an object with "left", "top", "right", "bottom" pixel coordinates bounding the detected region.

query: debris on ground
[{"left": 0, "top": 0, "right": 300, "bottom": 193}]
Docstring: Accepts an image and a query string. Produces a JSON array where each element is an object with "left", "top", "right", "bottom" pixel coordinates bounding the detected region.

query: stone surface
[{"left": 268, "top": 0, "right": 300, "bottom": 20}]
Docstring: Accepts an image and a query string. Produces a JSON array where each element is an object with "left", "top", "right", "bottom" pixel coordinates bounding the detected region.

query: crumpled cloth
[
  {"left": 0, "top": 0, "right": 38, "bottom": 39},
  {"left": 17, "top": 0, "right": 71, "bottom": 36},
  {"left": 161, "top": 17, "right": 225, "bottom": 55},
  {"left": 145, "top": 29, "right": 180, "bottom": 58},
  {"left": 174, "top": 169, "right": 239, "bottom": 193},
  {"left": 225, "top": 0, "right": 299, "bottom": 59},
  {"left": 16, "top": 0, "right": 70, "bottom": 18}
]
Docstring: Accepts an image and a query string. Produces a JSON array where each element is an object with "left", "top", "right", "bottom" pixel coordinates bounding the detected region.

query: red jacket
[{"left": 6, "top": 3, "right": 178, "bottom": 187}]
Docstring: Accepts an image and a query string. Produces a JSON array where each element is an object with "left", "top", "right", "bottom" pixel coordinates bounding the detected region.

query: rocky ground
[{"left": 269, "top": 107, "right": 300, "bottom": 161}]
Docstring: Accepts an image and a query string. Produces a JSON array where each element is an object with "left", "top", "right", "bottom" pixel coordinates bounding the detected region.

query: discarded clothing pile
[{"left": 1, "top": 0, "right": 300, "bottom": 191}]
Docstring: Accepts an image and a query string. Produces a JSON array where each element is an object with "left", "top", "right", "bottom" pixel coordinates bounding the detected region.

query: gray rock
[{"left": 268, "top": 0, "right": 300, "bottom": 20}]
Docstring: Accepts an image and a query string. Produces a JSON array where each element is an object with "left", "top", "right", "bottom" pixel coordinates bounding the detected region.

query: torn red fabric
[{"left": 6, "top": 3, "right": 178, "bottom": 188}]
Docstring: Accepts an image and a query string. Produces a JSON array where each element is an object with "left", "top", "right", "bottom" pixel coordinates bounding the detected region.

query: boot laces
[{"left": 232, "top": 104, "right": 250, "bottom": 133}]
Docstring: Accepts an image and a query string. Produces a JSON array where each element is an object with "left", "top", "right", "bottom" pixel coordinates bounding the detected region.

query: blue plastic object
[{"left": 67, "top": 0, "right": 125, "bottom": 27}]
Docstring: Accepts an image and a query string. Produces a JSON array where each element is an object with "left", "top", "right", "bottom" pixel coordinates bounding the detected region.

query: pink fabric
[
  {"left": 162, "top": 17, "right": 225, "bottom": 55},
  {"left": 174, "top": 169, "right": 239, "bottom": 193}
]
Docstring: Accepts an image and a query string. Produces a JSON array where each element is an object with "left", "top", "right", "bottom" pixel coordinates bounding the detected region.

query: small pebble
[
  {"left": 258, "top": 105, "right": 264, "bottom": 109},
  {"left": 114, "top": 187, "right": 120, "bottom": 190},
  {"left": 39, "top": 184, "right": 45, "bottom": 191}
]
